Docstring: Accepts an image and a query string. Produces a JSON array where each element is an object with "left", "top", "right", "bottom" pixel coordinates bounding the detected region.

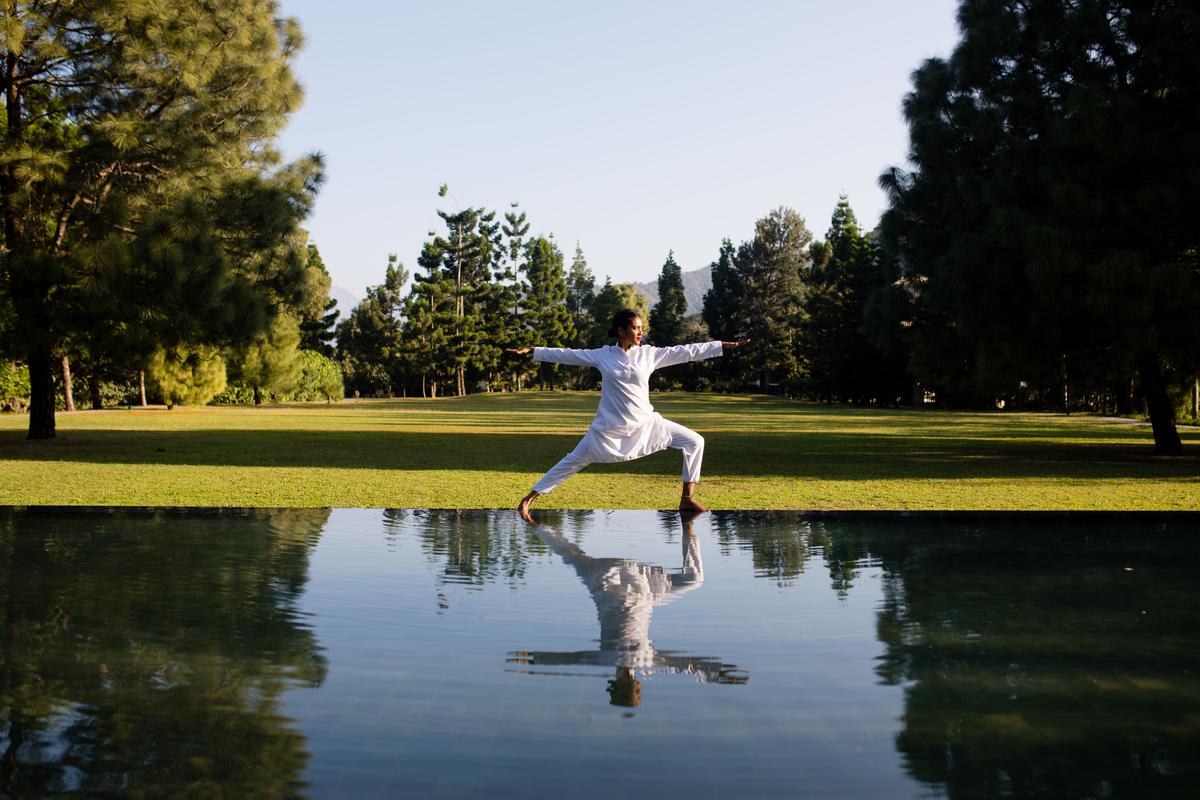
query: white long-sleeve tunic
[{"left": 532, "top": 341, "right": 723, "bottom": 463}]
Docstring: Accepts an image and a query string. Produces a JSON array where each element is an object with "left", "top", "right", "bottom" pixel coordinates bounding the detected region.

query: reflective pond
[{"left": 1, "top": 508, "right": 1198, "bottom": 798}]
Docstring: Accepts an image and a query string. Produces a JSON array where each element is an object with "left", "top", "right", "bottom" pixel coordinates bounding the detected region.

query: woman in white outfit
[{"left": 507, "top": 308, "right": 747, "bottom": 519}]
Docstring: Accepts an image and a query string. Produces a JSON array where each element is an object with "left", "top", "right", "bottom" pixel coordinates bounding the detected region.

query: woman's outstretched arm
[
  {"left": 651, "top": 339, "right": 750, "bottom": 369},
  {"left": 506, "top": 346, "right": 601, "bottom": 367}
]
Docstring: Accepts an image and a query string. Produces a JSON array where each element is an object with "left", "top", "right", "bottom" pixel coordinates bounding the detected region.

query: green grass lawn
[{"left": 0, "top": 392, "right": 1197, "bottom": 509}]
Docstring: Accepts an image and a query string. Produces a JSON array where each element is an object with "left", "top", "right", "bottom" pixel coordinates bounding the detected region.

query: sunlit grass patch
[{"left": 0, "top": 393, "right": 1196, "bottom": 509}]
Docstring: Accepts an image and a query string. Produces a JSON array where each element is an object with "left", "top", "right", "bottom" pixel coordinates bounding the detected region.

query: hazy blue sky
[{"left": 275, "top": 0, "right": 961, "bottom": 302}]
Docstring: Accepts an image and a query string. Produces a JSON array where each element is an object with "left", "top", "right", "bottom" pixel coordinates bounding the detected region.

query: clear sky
[{"left": 275, "top": 0, "right": 961, "bottom": 302}]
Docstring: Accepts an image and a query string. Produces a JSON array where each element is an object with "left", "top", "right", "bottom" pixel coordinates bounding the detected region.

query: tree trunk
[
  {"left": 139, "top": 370, "right": 147, "bottom": 406},
  {"left": 253, "top": 385, "right": 263, "bottom": 405},
  {"left": 430, "top": 380, "right": 437, "bottom": 399},
  {"left": 27, "top": 344, "right": 56, "bottom": 439},
  {"left": 90, "top": 365, "right": 102, "bottom": 410},
  {"left": 61, "top": 355, "right": 75, "bottom": 412},
  {"left": 1193, "top": 376, "right": 1198, "bottom": 422},
  {"left": 1138, "top": 356, "right": 1182, "bottom": 455}
]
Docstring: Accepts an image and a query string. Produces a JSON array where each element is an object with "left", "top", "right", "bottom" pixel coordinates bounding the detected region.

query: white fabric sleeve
[
  {"left": 652, "top": 340, "right": 724, "bottom": 369},
  {"left": 532, "top": 347, "right": 601, "bottom": 367}
]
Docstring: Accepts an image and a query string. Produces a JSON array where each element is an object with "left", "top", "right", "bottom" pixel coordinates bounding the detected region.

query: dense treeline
[
  {"left": 873, "top": 0, "right": 1200, "bottom": 453},
  {"left": 332, "top": 192, "right": 908, "bottom": 403}
]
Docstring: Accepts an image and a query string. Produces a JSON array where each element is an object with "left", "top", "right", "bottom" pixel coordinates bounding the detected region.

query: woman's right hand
[{"left": 505, "top": 347, "right": 533, "bottom": 355}]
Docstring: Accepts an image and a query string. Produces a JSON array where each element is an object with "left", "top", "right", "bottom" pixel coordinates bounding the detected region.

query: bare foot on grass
[{"left": 680, "top": 481, "right": 708, "bottom": 514}]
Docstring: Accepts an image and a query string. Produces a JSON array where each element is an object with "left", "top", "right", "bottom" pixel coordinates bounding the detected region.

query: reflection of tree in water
[
  {"left": 395, "top": 509, "right": 597, "bottom": 590},
  {"left": 0, "top": 508, "right": 329, "bottom": 797},
  {"left": 709, "top": 512, "right": 874, "bottom": 596},
  {"left": 692, "top": 513, "right": 1200, "bottom": 794},
  {"left": 861, "top": 521, "right": 1200, "bottom": 798}
]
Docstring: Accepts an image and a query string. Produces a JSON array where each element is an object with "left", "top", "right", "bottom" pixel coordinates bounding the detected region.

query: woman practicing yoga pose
[{"left": 506, "top": 308, "right": 747, "bottom": 520}]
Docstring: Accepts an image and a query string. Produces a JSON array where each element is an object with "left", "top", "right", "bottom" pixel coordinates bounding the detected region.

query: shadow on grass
[{"left": 2, "top": 427, "right": 1197, "bottom": 482}]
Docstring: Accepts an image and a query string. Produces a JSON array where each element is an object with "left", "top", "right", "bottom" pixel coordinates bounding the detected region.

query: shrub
[
  {"left": 0, "top": 362, "right": 30, "bottom": 412},
  {"left": 147, "top": 345, "right": 227, "bottom": 408},
  {"left": 294, "top": 349, "right": 344, "bottom": 402}
]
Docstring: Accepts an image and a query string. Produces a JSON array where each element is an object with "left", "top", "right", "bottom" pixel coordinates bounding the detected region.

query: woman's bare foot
[
  {"left": 517, "top": 491, "right": 539, "bottom": 523},
  {"left": 680, "top": 482, "right": 708, "bottom": 514}
]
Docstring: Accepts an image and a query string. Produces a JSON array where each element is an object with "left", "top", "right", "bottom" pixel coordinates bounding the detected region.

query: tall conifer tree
[
  {"left": 299, "top": 244, "right": 339, "bottom": 356},
  {"left": 738, "top": 207, "right": 812, "bottom": 386},
  {"left": 566, "top": 242, "right": 595, "bottom": 347},
  {"left": 649, "top": 251, "right": 687, "bottom": 346},
  {"left": 522, "top": 237, "right": 574, "bottom": 389}
]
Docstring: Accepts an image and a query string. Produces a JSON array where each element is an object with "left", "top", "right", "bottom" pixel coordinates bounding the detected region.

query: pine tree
[
  {"left": 1, "top": 0, "right": 324, "bottom": 438},
  {"left": 738, "top": 207, "right": 812, "bottom": 387},
  {"left": 701, "top": 239, "right": 743, "bottom": 386},
  {"left": 299, "top": 244, "right": 340, "bottom": 356},
  {"left": 702, "top": 240, "right": 742, "bottom": 342},
  {"left": 649, "top": 251, "right": 687, "bottom": 345},
  {"left": 494, "top": 205, "right": 533, "bottom": 390},
  {"left": 589, "top": 278, "right": 623, "bottom": 347},
  {"left": 522, "top": 237, "right": 574, "bottom": 389},
  {"left": 615, "top": 285, "right": 651, "bottom": 330},
  {"left": 231, "top": 313, "right": 303, "bottom": 405},
  {"left": 336, "top": 256, "right": 409, "bottom": 397},
  {"left": 422, "top": 190, "right": 502, "bottom": 395},
  {"left": 566, "top": 242, "right": 595, "bottom": 346},
  {"left": 799, "top": 196, "right": 902, "bottom": 404}
]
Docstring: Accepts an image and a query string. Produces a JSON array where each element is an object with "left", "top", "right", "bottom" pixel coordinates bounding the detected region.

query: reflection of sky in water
[
  {"left": 3, "top": 509, "right": 1198, "bottom": 798},
  {"left": 288, "top": 509, "right": 920, "bottom": 798}
]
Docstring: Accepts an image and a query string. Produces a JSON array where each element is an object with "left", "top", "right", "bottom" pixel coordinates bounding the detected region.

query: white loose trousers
[
  {"left": 532, "top": 417, "right": 706, "bottom": 493},
  {"left": 529, "top": 341, "right": 723, "bottom": 494}
]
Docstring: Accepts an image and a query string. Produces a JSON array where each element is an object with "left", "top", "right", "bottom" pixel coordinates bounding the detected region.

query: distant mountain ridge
[
  {"left": 330, "top": 285, "right": 360, "bottom": 318},
  {"left": 631, "top": 265, "right": 713, "bottom": 317}
]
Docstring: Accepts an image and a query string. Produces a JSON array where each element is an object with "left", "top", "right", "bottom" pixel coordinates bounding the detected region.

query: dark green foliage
[
  {"left": 799, "top": 197, "right": 908, "bottom": 405},
  {"left": 702, "top": 240, "right": 742, "bottom": 342},
  {"left": 228, "top": 313, "right": 303, "bottom": 405},
  {"left": 418, "top": 199, "right": 505, "bottom": 396},
  {"left": 522, "top": 237, "right": 575, "bottom": 389},
  {"left": 299, "top": 244, "right": 340, "bottom": 356},
  {"left": 0, "top": 361, "right": 30, "bottom": 411},
  {"left": 588, "top": 277, "right": 624, "bottom": 348},
  {"left": 880, "top": 0, "right": 1200, "bottom": 452},
  {"left": 566, "top": 242, "right": 595, "bottom": 346},
  {"left": 147, "top": 344, "right": 227, "bottom": 409},
  {"left": 614, "top": 284, "right": 651, "bottom": 331},
  {"left": 738, "top": 208, "right": 812, "bottom": 387},
  {"left": 336, "top": 256, "right": 409, "bottom": 397},
  {"left": 294, "top": 350, "right": 344, "bottom": 402},
  {"left": 701, "top": 240, "right": 743, "bottom": 388},
  {"left": 0, "top": 0, "right": 324, "bottom": 438},
  {"left": 0, "top": 509, "right": 328, "bottom": 796},
  {"left": 649, "top": 251, "right": 687, "bottom": 345}
]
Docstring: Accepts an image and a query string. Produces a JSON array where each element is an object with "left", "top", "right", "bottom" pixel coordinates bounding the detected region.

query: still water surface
[{"left": 1, "top": 508, "right": 1197, "bottom": 797}]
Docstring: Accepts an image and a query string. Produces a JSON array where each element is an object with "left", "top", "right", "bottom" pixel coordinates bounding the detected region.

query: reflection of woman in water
[
  {"left": 506, "top": 309, "right": 748, "bottom": 519},
  {"left": 509, "top": 516, "right": 747, "bottom": 707}
]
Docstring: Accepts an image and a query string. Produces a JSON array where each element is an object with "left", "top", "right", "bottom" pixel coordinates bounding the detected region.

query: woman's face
[{"left": 619, "top": 317, "right": 644, "bottom": 347}]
